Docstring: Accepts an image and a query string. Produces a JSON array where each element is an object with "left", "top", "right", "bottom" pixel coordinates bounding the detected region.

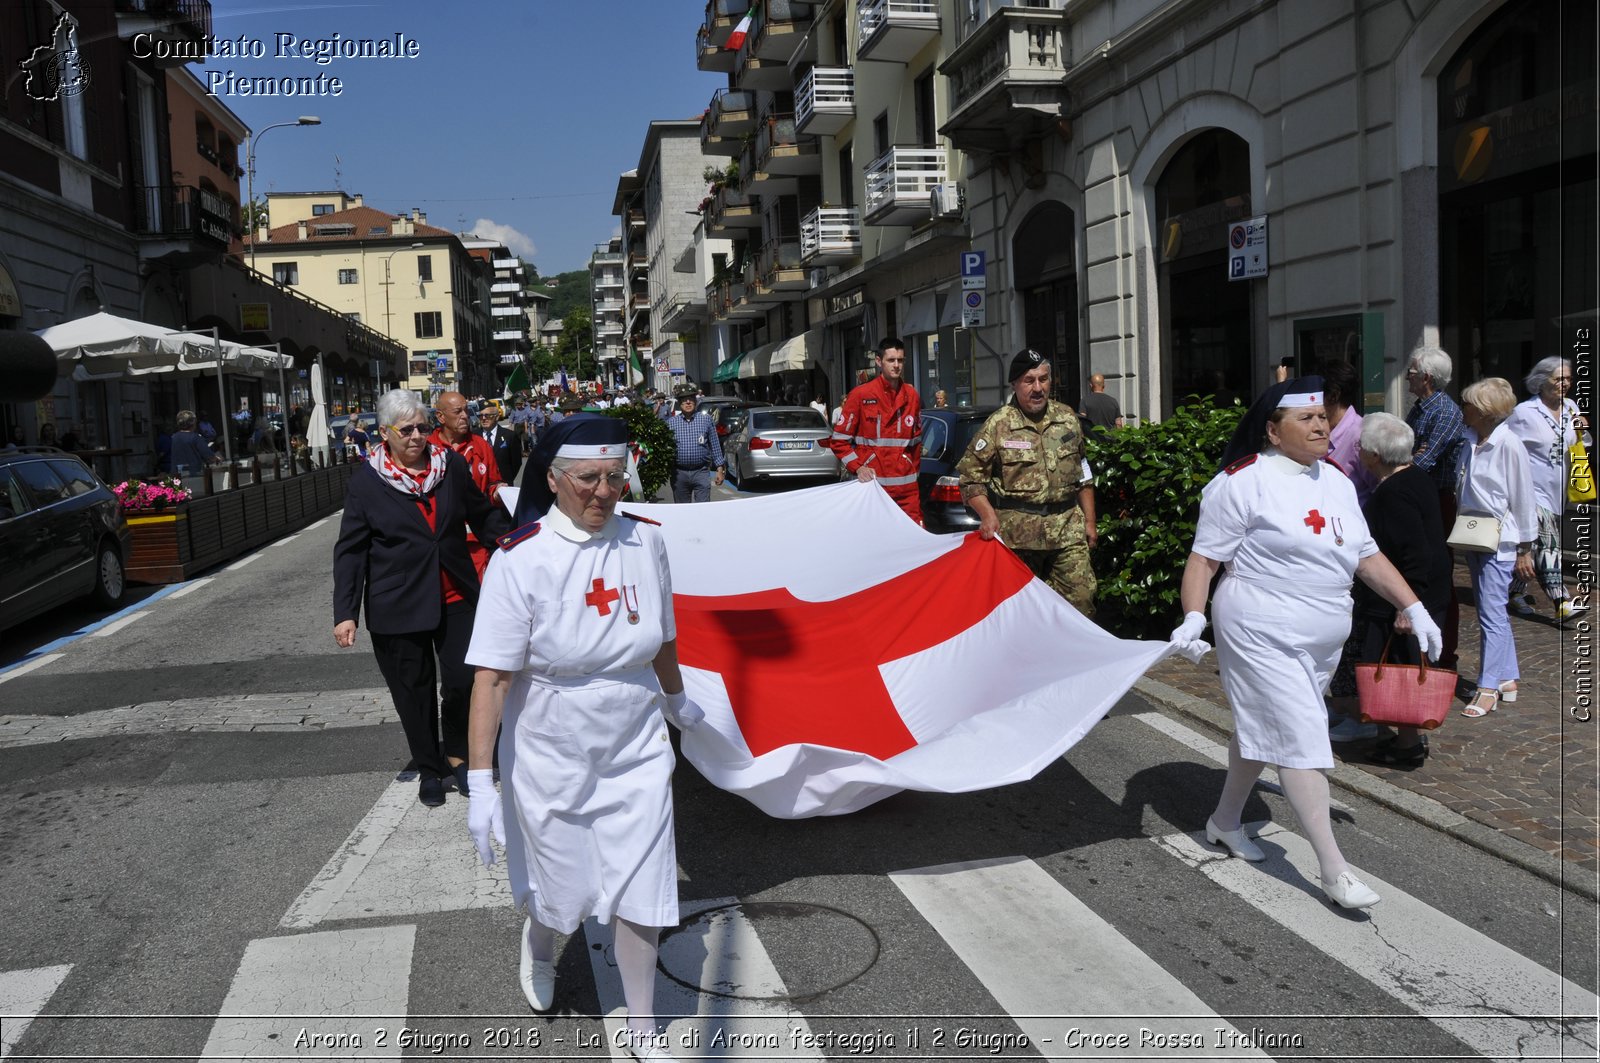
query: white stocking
[
  {"left": 614, "top": 918, "right": 662, "bottom": 1042},
  {"left": 1211, "top": 735, "right": 1265, "bottom": 831},
  {"left": 524, "top": 913, "right": 555, "bottom": 964},
  {"left": 1278, "top": 766, "right": 1347, "bottom": 882}
]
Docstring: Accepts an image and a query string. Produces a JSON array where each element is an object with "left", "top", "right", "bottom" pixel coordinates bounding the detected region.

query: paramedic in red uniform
[
  {"left": 431, "top": 391, "right": 505, "bottom": 578},
  {"left": 827, "top": 337, "right": 923, "bottom": 524}
]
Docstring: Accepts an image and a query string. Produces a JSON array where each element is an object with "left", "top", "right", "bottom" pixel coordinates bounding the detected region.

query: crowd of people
[{"left": 317, "top": 343, "right": 1581, "bottom": 1054}]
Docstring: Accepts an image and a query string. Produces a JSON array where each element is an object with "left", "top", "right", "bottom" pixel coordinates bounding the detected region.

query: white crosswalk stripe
[
  {"left": 585, "top": 899, "right": 826, "bottom": 1059},
  {"left": 1153, "top": 820, "right": 1599, "bottom": 1060},
  {"left": 200, "top": 926, "right": 415, "bottom": 1059},
  {"left": 891, "top": 857, "right": 1268, "bottom": 1059},
  {"left": 0, "top": 965, "right": 72, "bottom": 1060}
]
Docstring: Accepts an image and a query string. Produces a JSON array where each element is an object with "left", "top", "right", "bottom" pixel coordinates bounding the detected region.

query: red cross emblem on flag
[{"left": 1304, "top": 509, "right": 1326, "bottom": 534}]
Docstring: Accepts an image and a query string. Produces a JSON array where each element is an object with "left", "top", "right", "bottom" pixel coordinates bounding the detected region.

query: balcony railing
[
  {"left": 696, "top": 22, "right": 737, "bottom": 73},
  {"left": 858, "top": 0, "right": 939, "bottom": 64},
  {"left": 701, "top": 0, "right": 750, "bottom": 46},
  {"left": 750, "top": 0, "right": 815, "bottom": 60},
  {"left": 131, "top": 183, "right": 233, "bottom": 247},
  {"left": 754, "top": 238, "right": 807, "bottom": 298},
  {"left": 701, "top": 87, "right": 757, "bottom": 155},
  {"left": 754, "top": 113, "right": 819, "bottom": 177},
  {"left": 800, "top": 206, "right": 862, "bottom": 263},
  {"left": 940, "top": 6, "right": 1067, "bottom": 154},
  {"left": 591, "top": 251, "right": 624, "bottom": 265},
  {"left": 863, "top": 147, "right": 947, "bottom": 225},
  {"left": 796, "top": 67, "right": 854, "bottom": 136},
  {"left": 706, "top": 185, "right": 760, "bottom": 232}
]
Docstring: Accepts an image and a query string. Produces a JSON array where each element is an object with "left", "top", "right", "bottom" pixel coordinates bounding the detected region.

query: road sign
[
  {"left": 1226, "top": 216, "right": 1268, "bottom": 281},
  {"left": 960, "top": 251, "right": 986, "bottom": 290},
  {"left": 961, "top": 288, "right": 986, "bottom": 328}
]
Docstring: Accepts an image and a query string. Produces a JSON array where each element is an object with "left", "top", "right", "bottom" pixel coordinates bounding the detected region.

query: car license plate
[{"left": 777, "top": 441, "right": 812, "bottom": 451}]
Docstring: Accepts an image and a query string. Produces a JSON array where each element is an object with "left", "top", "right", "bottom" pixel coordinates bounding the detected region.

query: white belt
[
  {"left": 1226, "top": 568, "right": 1352, "bottom": 598},
  {"left": 525, "top": 665, "right": 654, "bottom": 693}
]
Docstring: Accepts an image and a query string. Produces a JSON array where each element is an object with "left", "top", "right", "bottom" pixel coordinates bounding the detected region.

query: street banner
[{"left": 618, "top": 480, "right": 1176, "bottom": 817}]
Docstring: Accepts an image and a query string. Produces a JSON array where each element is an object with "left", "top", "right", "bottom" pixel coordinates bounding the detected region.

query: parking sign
[
  {"left": 1226, "top": 216, "right": 1268, "bottom": 280},
  {"left": 960, "top": 251, "right": 986, "bottom": 290}
]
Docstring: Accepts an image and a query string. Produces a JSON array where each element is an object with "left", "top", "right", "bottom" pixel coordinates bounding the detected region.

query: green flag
[
  {"left": 503, "top": 361, "right": 529, "bottom": 401},
  {"left": 629, "top": 347, "right": 645, "bottom": 378}
]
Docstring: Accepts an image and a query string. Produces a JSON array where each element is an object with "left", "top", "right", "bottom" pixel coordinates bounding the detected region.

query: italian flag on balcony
[{"left": 724, "top": 9, "right": 754, "bottom": 50}]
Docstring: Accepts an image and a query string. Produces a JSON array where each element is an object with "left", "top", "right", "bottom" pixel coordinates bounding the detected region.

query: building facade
[
  {"left": 247, "top": 193, "right": 493, "bottom": 401},
  {"left": 461, "top": 235, "right": 532, "bottom": 394}
]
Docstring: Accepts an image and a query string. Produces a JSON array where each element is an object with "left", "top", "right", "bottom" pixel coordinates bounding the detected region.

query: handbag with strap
[
  {"left": 1570, "top": 439, "right": 1596, "bottom": 504},
  {"left": 1446, "top": 512, "right": 1501, "bottom": 553},
  {"left": 1356, "top": 634, "right": 1455, "bottom": 730}
]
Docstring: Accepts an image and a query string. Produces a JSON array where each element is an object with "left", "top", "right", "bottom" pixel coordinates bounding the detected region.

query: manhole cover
[{"left": 658, "top": 902, "right": 880, "bottom": 1000}]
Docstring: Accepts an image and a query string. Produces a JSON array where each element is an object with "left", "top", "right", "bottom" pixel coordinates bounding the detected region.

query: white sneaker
[
  {"left": 1328, "top": 717, "right": 1382, "bottom": 742},
  {"left": 518, "top": 917, "right": 555, "bottom": 1011},
  {"left": 1557, "top": 600, "right": 1588, "bottom": 622}
]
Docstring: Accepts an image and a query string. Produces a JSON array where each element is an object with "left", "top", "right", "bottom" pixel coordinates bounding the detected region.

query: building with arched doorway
[{"left": 944, "top": 0, "right": 1594, "bottom": 417}]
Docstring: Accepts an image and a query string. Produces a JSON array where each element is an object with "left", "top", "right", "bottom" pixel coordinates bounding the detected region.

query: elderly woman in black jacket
[{"left": 333, "top": 389, "right": 509, "bottom": 806}]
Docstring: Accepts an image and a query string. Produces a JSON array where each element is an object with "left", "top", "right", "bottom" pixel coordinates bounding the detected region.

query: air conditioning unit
[
  {"left": 930, "top": 181, "right": 964, "bottom": 219},
  {"left": 808, "top": 267, "right": 828, "bottom": 288}
]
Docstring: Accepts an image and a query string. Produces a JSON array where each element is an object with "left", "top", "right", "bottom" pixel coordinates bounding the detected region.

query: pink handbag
[{"left": 1356, "top": 635, "right": 1455, "bottom": 730}]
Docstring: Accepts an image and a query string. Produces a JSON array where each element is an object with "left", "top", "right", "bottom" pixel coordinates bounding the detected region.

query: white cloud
[{"left": 467, "top": 218, "right": 537, "bottom": 258}]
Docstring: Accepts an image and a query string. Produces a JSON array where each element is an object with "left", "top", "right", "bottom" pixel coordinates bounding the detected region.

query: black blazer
[
  {"left": 333, "top": 450, "right": 510, "bottom": 634},
  {"left": 482, "top": 424, "right": 523, "bottom": 485}
]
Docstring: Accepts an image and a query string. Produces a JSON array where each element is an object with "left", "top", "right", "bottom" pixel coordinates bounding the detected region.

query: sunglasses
[{"left": 388, "top": 423, "right": 429, "bottom": 436}]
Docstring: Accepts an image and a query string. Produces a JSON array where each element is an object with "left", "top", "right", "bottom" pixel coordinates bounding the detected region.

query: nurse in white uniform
[
  {"left": 1168, "top": 378, "right": 1443, "bottom": 910},
  {"left": 464, "top": 414, "right": 702, "bottom": 1063}
]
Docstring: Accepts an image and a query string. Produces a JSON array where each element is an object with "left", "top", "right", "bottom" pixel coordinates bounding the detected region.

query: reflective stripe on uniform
[
  {"left": 876, "top": 472, "right": 918, "bottom": 487},
  {"left": 853, "top": 436, "right": 917, "bottom": 448},
  {"left": 840, "top": 451, "right": 862, "bottom": 466}
]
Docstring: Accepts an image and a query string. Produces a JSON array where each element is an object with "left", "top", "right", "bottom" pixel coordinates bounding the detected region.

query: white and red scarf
[{"left": 370, "top": 441, "right": 448, "bottom": 497}]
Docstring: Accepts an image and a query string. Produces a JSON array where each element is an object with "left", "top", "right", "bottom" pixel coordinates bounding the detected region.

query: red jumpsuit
[
  {"left": 429, "top": 429, "right": 504, "bottom": 577},
  {"left": 826, "top": 375, "right": 923, "bottom": 524}
]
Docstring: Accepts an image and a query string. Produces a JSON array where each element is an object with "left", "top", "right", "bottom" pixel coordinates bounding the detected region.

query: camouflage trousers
[{"left": 1014, "top": 540, "right": 1097, "bottom": 617}]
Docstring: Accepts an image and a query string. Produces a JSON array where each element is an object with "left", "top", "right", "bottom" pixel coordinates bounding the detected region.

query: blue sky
[{"left": 207, "top": 2, "right": 717, "bottom": 274}]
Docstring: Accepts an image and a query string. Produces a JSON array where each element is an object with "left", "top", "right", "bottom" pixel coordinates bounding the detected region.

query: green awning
[{"left": 713, "top": 354, "right": 744, "bottom": 382}]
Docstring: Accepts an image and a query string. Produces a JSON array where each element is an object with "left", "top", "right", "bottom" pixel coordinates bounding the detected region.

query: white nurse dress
[{"left": 1192, "top": 450, "right": 1378, "bottom": 769}]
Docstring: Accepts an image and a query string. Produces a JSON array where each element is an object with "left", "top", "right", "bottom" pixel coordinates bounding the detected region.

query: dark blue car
[{"left": 918, "top": 405, "right": 998, "bottom": 533}]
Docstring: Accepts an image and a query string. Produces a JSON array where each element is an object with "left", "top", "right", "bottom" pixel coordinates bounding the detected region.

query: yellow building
[{"left": 245, "top": 192, "right": 492, "bottom": 397}]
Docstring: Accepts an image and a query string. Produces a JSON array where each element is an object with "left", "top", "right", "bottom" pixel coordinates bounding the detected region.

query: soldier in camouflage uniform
[{"left": 956, "top": 349, "right": 1099, "bottom": 615}]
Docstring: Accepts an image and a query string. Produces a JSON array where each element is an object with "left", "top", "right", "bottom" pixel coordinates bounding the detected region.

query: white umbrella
[
  {"left": 307, "top": 360, "right": 331, "bottom": 467},
  {"left": 37, "top": 311, "right": 203, "bottom": 375}
]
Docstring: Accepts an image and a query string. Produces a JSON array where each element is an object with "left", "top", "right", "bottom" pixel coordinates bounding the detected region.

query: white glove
[
  {"left": 1170, "top": 611, "right": 1207, "bottom": 644},
  {"left": 661, "top": 689, "right": 704, "bottom": 731},
  {"left": 1173, "top": 638, "right": 1213, "bottom": 663},
  {"left": 1402, "top": 602, "right": 1443, "bottom": 663},
  {"left": 466, "top": 769, "right": 504, "bottom": 867}
]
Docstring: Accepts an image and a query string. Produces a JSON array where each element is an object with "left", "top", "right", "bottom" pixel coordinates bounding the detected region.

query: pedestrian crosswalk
[{"left": 6, "top": 729, "right": 1596, "bottom": 1061}]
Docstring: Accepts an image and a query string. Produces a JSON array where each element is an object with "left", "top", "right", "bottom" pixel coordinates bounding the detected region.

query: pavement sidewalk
[{"left": 1139, "top": 557, "right": 1597, "bottom": 897}]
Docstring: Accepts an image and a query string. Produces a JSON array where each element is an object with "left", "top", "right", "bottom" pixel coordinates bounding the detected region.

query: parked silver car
[{"left": 725, "top": 406, "right": 841, "bottom": 488}]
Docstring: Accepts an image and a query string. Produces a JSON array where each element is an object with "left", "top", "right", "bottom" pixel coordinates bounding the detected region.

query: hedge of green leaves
[
  {"left": 603, "top": 403, "right": 676, "bottom": 501},
  {"left": 1084, "top": 401, "right": 1245, "bottom": 638}
]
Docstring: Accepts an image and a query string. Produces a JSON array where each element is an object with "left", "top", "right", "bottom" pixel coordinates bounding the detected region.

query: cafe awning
[
  {"left": 738, "top": 340, "right": 778, "bottom": 379},
  {"left": 770, "top": 328, "right": 821, "bottom": 372},
  {"left": 712, "top": 353, "right": 744, "bottom": 383}
]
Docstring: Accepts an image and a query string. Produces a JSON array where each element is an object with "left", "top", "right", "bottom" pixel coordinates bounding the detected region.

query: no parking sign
[{"left": 1227, "top": 216, "right": 1268, "bottom": 280}]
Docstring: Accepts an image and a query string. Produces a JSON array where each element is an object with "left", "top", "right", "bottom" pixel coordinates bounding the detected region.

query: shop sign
[
  {"left": 827, "top": 287, "right": 864, "bottom": 317},
  {"left": 239, "top": 303, "right": 271, "bottom": 331},
  {"left": 1226, "top": 216, "right": 1268, "bottom": 281}
]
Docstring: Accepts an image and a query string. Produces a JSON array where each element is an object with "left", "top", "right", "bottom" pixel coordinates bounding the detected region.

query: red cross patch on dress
[
  {"left": 1304, "top": 509, "right": 1326, "bottom": 534},
  {"left": 585, "top": 578, "right": 619, "bottom": 616}
]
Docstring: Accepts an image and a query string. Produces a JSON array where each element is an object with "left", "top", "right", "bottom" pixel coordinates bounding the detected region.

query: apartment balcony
[
  {"left": 627, "top": 210, "right": 645, "bottom": 230},
  {"left": 799, "top": 206, "right": 862, "bottom": 264},
  {"left": 131, "top": 183, "right": 233, "bottom": 264},
  {"left": 752, "top": 238, "right": 807, "bottom": 301},
  {"left": 598, "top": 320, "right": 625, "bottom": 338},
  {"left": 114, "top": 0, "right": 211, "bottom": 61},
  {"left": 592, "top": 250, "right": 624, "bottom": 266},
  {"left": 755, "top": 113, "right": 820, "bottom": 178},
  {"left": 940, "top": 7, "right": 1068, "bottom": 154},
  {"left": 739, "top": 142, "right": 796, "bottom": 198},
  {"left": 706, "top": 185, "right": 761, "bottom": 233},
  {"left": 491, "top": 281, "right": 522, "bottom": 294},
  {"left": 863, "top": 146, "right": 947, "bottom": 225},
  {"left": 750, "top": 0, "right": 815, "bottom": 60},
  {"left": 492, "top": 257, "right": 520, "bottom": 270},
  {"left": 796, "top": 67, "right": 854, "bottom": 136},
  {"left": 661, "top": 291, "right": 707, "bottom": 332},
  {"left": 726, "top": 279, "right": 766, "bottom": 319},
  {"left": 857, "top": 0, "right": 939, "bottom": 64},
  {"left": 595, "top": 273, "right": 624, "bottom": 290},
  {"left": 696, "top": 23, "right": 737, "bottom": 73},
  {"left": 595, "top": 298, "right": 625, "bottom": 315},
  {"left": 491, "top": 305, "right": 524, "bottom": 318},
  {"left": 701, "top": 0, "right": 749, "bottom": 46},
  {"left": 700, "top": 88, "right": 757, "bottom": 155},
  {"left": 733, "top": 40, "right": 793, "bottom": 92},
  {"left": 628, "top": 252, "right": 649, "bottom": 275}
]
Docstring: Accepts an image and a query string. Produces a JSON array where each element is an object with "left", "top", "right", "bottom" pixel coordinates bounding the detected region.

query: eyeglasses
[
  {"left": 388, "top": 423, "right": 429, "bottom": 436},
  {"left": 560, "top": 468, "right": 628, "bottom": 492}
]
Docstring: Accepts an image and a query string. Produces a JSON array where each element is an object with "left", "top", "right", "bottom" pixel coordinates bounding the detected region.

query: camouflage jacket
[{"left": 956, "top": 400, "right": 1088, "bottom": 550}]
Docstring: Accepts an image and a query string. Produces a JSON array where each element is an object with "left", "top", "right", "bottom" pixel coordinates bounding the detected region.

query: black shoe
[
  {"left": 418, "top": 776, "right": 446, "bottom": 807},
  {"left": 452, "top": 763, "right": 470, "bottom": 797},
  {"left": 1369, "top": 737, "right": 1428, "bottom": 767}
]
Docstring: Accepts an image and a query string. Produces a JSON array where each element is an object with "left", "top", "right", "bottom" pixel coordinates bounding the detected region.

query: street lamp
[
  {"left": 382, "top": 241, "right": 425, "bottom": 345},
  {"left": 245, "top": 115, "right": 321, "bottom": 275}
]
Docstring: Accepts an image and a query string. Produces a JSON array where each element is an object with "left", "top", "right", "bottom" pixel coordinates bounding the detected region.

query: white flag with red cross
[{"left": 621, "top": 480, "right": 1178, "bottom": 818}]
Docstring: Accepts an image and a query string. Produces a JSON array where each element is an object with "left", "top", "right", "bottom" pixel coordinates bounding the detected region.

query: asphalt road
[{"left": 1, "top": 502, "right": 1595, "bottom": 1062}]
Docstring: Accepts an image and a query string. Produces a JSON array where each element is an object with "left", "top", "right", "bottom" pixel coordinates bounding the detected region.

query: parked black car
[
  {"left": 918, "top": 405, "right": 1000, "bottom": 533},
  {"left": 0, "top": 447, "right": 130, "bottom": 632},
  {"left": 698, "top": 398, "right": 770, "bottom": 442}
]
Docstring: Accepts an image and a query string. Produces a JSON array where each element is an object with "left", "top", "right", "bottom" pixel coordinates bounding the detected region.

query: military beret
[{"left": 1008, "top": 348, "right": 1049, "bottom": 382}]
